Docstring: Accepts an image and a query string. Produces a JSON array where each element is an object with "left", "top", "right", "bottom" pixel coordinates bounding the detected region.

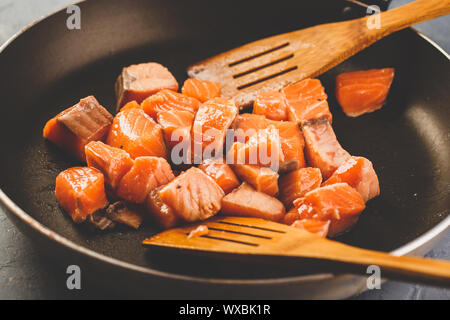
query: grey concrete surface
[{"left": 0, "top": 0, "right": 448, "bottom": 299}]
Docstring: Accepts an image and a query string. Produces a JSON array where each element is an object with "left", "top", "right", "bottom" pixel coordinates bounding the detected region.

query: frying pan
[{"left": 0, "top": 0, "right": 448, "bottom": 299}]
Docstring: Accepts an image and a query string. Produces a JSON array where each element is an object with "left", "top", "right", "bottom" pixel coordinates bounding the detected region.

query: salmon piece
[
  {"left": 106, "top": 201, "right": 144, "bottom": 229},
  {"left": 85, "top": 141, "right": 134, "bottom": 190},
  {"left": 279, "top": 167, "right": 322, "bottom": 208},
  {"left": 157, "top": 109, "right": 194, "bottom": 150},
  {"left": 302, "top": 119, "right": 350, "bottom": 179},
  {"left": 146, "top": 187, "right": 180, "bottom": 229},
  {"left": 282, "top": 78, "right": 332, "bottom": 124},
  {"left": 116, "top": 156, "right": 175, "bottom": 204},
  {"left": 198, "top": 158, "right": 240, "bottom": 194},
  {"left": 253, "top": 91, "right": 288, "bottom": 121},
  {"left": 187, "top": 225, "right": 209, "bottom": 239},
  {"left": 231, "top": 164, "right": 278, "bottom": 197},
  {"left": 323, "top": 156, "right": 380, "bottom": 202},
  {"left": 294, "top": 183, "right": 366, "bottom": 237},
  {"left": 291, "top": 219, "right": 330, "bottom": 237},
  {"left": 228, "top": 125, "right": 284, "bottom": 171},
  {"left": 282, "top": 207, "right": 302, "bottom": 225},
  {"left": 141, "top": 89, "right": 201, "bottom": 121},
  {"left": 120, "top": 101, "right": 142, "bottom": 111},
  {"left": 55, "top": 167, "right": 109, "bottom": 223},
  {"left": 233, "top": 114, "right": 305, "bottom": 171},
  {"left": 43, "top": 96, "right": 113, "bottom": 161},
  {"left": 336, "top": 68, "right": 395, "bottom": 117},
  {"left": 115, "top": 62, "right": 178, "bottom": 110},
  {"left": 192, "top": 97, "right": 238, "bottom": 161},
  {"left": 221, "top": 182, "right": 285, "bottom": 222},
  {"left": 159, "top": 167, "right": 224, "bottom": 222},
  {"left": 181, "top": 78, "right": 221, "bottom": 103},
  {"left": 106, "top": 108, "right": 167, "bottom": 159}
]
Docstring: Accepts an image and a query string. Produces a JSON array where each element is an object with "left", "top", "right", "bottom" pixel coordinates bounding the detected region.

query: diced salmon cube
[
  {"left": 282, "top": 78, "right": 332, "bottom": 124},
  {"left": 141, "top": 89, "right": 200, "bottom": 121},
  {"left": 55, "top": 167, "right": 109, "bottom": 223},
  {"left": 115, "top": 62, "right": 178, "bottom": 110},
  {"left": 228, "top": 125, "right": 284, "bottom": 171},
  {"left": 192, "top": 97, "right": 238, "bottom": 161},
  {"left": 291, "top": 219, "right": 330, "bottom": 237},
  {"left": 294, "top": 183, "right": 366, "bottom": 237},
  {"left": 323, "top": 156, "right": 380, "bottom": 202},
  {"left": 231, "top": 164, "right": 278, "bottom": 197},
  {"left": 146, "top": 187, "right": 180, "bottom": 229},
  {"left": 302, "top": 119, "right": 350, "bottom": 179},
  {"left": 221, "top": 182, "right": 285, "bottom": 221},
  {"left": 233, "top": 114, "right": 305, "bottom": 171},
  {"left": 336, "top": 68, "right": 395, "bottom": 117},
  {"left": 116, "top": 156, "right": 175, "bottom": 204},
  {"left": 253, "top": 91, "right": 288, "bottom": 121},
  {"left": 279, "top": 167, "right": 322, "bottom": 208},
  {"left": 120, "top": 101, "right": 142, "bottom": 111},
  {"left": 43, "top": 96, "right": 113, "bottom": 161},
  {"left": 157, "top": 109, "right": 195, "bottom": 150},
  {"left": 159, "top": 167, "right": 224, "bottom": 222},
  {"left": 198, "top": 158, "right": 240, "bottom": 194},
  {"left": 106, "top": 108, "right": 167, "bottom": 160},
  {"left": 85, "top": 141, "right": 134, "bottom": 190},
  {"left": 181, "top": 78, "right": 221, "bottom": 103}
]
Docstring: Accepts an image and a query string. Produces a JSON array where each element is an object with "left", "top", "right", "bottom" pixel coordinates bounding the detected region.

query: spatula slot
[
  {"left": 236, "top": 66, "right": 298, "bottom": 90},
  {"left": 232, "top": 54, "right": 294, "bottom": 79},
  {"left": 207, "top": 227, "right": 272, "bottom": 239},
  {"left": 228, "top": 42, "right": 290, "bottom": 67},
  {"left": 201, "top": 235, "right": 259, "bottom": 247},
  {"left": 216, "top": 221, "right": 285, "bottom": 234}
]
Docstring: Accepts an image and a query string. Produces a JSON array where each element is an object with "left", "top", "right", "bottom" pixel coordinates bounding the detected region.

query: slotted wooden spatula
[
  {"left": 143, "top": 217, "right": 450, "bottom": 287},
  {"left": 187, "top": 0, "right": 450, "bottom": 108}
]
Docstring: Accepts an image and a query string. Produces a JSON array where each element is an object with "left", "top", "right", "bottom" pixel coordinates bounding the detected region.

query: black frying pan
[{"left": 0, "top": 0, "right": 448, "bottom": 299}]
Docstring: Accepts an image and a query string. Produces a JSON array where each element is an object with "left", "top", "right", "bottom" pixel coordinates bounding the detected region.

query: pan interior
[{"left": 0, "top": 0, "right": 448, "bottom": 280}]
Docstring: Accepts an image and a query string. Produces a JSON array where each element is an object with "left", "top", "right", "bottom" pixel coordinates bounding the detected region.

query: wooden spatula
[
  {"left": 187, "top": 0, "right": 450, "bottom": 108},
  {"left": 143, "top": 216, "right": 450, "bottom": 287}
]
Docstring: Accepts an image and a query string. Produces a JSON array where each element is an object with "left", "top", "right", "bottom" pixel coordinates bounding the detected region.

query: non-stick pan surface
[{"left": 0, "top": 0, "right": 448, "bottom": 298}]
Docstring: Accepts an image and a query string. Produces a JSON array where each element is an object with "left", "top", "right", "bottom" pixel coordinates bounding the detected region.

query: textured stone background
[{"left": 0, "top": 0, "right": 448, "bottom": 299}]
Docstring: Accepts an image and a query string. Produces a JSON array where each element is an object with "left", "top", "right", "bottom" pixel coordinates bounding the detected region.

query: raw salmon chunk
[
  {"left": 198, "top": 158, "right": 240, "bottom": 194},
  {"left": 157, "top": 109, "right": 194, "bottom": 150},
  {"left": 141, "top": 89, "right": 201, "bottom": 121},
  {"left": 85, "top": 141, "right": 134, "bottom": 190},
  {"left": 159, "top": 167, "right": 224, "bottom": 222},
  {"left": 221, "top": 182, "right": 285, "bottom": 221},
  {"left": 231, "top": 164, "right": 279, "bottom": 196},
  {"left": 294, "top": 183, "right": 365, "bottom": 237},
  {"left": 120, "top": 101, "right": 142, "bottom": 111},
  {"left": 55, "top": 167, "right": 109, "bottom": 223},
  {"left": 146, "top": 187, "right": 180, "bottom": 229},
  {"left": 107, "top": 108, "right": 167, "bottom": 159},
  {"left": 253, "top": 91, "right": 288, "bottom": 121},
  {"left": 336, "top": 68, "right": 395, "bottom": 117},
  {"left": 291, "top": 219, "right": 330, "bottom": 237},
  {"left": 279, "top": 167, "right": 322, "bottom": 208},
  {"left": 181, "top": 78, "right": 221, "bottom": 103},
  {"left": 43, "top": 96, "right": 113, "bottom": 161},
  {"left": 117, "top": 156, "right": 175, "bottom": 204},
  {"left": 192, "top": 97, "right": 238, "bottom": 161},
  {"left": 302, "top": 119, "right": 350, "bottom": 179},
  {"left": 323, "top": 156, "right": 380, "bottom": 202},
  {"left": 233, "top": 114, "right": 305, "bottom": 171},
  {"left": 228, "top": 125, "right": 284, "bottom": 171},
  {"left": 115, "top": 62, "right": 178, "bottom": 110},
  {"left": 282, "top": 78, "right": 332, "bottom": 124}
]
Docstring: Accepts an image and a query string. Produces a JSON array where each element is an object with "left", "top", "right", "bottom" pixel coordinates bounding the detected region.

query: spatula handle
[
  {"left": 300, "top": 240, "right": 450, "bottom": 287},
  {"left": 365, "top": 0, "right": 450, "bottom": 38}
]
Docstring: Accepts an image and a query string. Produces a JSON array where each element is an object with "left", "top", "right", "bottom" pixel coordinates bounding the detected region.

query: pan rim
[{"left": 0, "top": 1, "right": 448, "bottom": 286}]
